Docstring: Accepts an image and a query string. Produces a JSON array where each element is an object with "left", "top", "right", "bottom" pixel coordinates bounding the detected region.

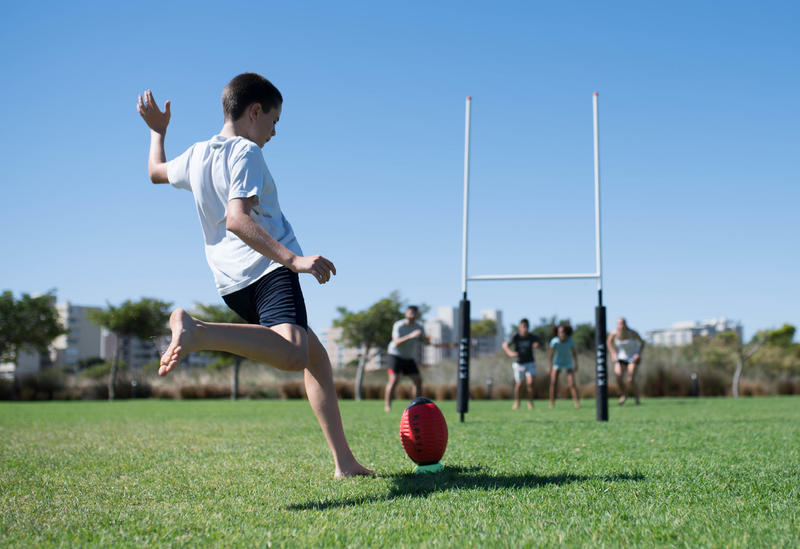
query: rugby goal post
[{"left": 457, "top": 93, "right": 609, "bottom": 423}]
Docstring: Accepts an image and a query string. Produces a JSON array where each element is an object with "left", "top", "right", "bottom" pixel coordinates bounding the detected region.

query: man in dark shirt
[{"left": 502, "top": 318, "right": 542, "bottom": 410}]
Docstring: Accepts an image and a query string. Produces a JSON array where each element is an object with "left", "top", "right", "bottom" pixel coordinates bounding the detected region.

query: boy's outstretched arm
[
  {"left": 227, "top": 197, "right": 336, "bottom": 285},
  {"left": 137, "top": 90, "right": 171, "bottom": 184}
]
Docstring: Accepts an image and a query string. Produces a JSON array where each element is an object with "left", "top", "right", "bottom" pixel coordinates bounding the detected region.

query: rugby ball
[{"left": 399, "top": 397, "right": 448, "bottom": 465}]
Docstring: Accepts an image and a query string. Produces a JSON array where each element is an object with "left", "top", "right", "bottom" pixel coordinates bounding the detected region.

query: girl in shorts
[{"left": 548, "top": 324, "right": 580, "bottom": 409}]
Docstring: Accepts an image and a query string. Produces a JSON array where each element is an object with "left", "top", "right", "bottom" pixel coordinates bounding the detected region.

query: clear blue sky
[{"left": 1, "top": 1, "right": 798, "bottom": 340}]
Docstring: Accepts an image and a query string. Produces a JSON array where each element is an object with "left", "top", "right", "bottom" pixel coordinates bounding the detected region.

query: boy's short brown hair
[{"left": 222, "top": 73, "right": 283, "bottom": 121}]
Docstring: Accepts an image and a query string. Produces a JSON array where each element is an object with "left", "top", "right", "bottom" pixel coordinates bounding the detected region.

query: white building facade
[{"left": 647, "top": 318, "right": 743, "bottom": 346}]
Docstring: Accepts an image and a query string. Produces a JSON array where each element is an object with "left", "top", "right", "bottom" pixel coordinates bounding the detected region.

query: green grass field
[{"left": 1, "top": 397, "right": 798, "bottom": 547}]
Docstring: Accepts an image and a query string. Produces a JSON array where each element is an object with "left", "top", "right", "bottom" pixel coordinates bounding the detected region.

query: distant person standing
[
  {"left": 548, "top": 324, "right": 580, "bottom": 409},
  {"left": 502, "top": 318, "right": 542, "bottom": 410},
  {"left": 607, "top": 317, "right": 645, "bottom": 405},
  {"left": 385, "top": 305, "right": 426, "bottom": 412}
]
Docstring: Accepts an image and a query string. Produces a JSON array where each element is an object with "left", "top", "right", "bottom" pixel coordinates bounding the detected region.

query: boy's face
[
  {"left": 519, "top": 323, "right": 529, "bottom": 335},
  {"left": 253, "top": 104, "right": 281, "bottom": 148}
]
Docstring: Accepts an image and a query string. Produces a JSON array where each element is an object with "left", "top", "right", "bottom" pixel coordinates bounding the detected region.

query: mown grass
[{"left": 1, "top": 397, "right": 798, "bottom": 547}]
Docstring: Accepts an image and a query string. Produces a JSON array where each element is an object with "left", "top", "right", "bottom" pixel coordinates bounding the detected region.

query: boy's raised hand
[
  {"left": 291, "top": 255, "right": 336, "bottom": 284},
  {"left": 137, "top": 90, "right": 171, "bottom": 134}
]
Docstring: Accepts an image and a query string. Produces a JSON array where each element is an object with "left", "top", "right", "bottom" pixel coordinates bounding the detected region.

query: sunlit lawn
[{"left": 1, "top": 396, "right": 798, "bottom": 547}]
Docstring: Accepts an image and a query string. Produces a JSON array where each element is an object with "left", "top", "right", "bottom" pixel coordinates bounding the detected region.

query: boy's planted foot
[
  {"left": 159, "top": 309, "right": 198, "bottom": 376},
  {"left": 334, "top": 462, "right": 375, "bottom": 479},
  {"left": 527, "top": 401, "right": 533, "bottom": 410},
  {"left": 618, "top": 395, "right": 627, "bottom": 406},
  {"left": 512, "top": 401, "right": 519, "bottom": 410}
]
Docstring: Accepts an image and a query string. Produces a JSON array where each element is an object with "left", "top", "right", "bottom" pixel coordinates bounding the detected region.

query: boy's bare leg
[
  {"left": 159, "top": 309, "right": 309, "bottom": 375},
  {"left": 160, "top": 310, "right": 371, "bottom": 477},
  {"left": 305, "top": 329, "right": 373, "bottom": 478},
  {"left": 549, "top": 369, "right": 558, "bottom": 409}
]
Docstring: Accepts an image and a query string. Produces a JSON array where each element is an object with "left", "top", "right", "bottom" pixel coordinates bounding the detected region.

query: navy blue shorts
[
  {"left": 222, "top": 267, "right": 308, "bottom": 330},
  {"left": 388, "top": 355, "right": 420, "bottom": 376}
]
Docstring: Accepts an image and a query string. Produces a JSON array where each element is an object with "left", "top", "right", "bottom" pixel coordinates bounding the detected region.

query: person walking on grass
[
  {"left": 607, "top": 317, "right": 645, "bottom": 405},
  {"left": 137, "top": 73, "right": 371, "bottom": 478},
  {"left": 502, "top": 318, "right": 542, "bottom": 410},
  {"left": 384, "top": 305, "right": 426, "bottom": 412},
  {"left": 548, "top": 324, "right": 580, "bottom": 409}
]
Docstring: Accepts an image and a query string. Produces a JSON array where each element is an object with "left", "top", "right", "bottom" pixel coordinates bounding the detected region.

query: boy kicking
[{"left": 137, "top": 73, "right": 371, "bottom": 478}]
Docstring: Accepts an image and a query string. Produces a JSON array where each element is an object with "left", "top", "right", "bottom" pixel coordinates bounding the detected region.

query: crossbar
[{"left": 468, "top": 273, "right": 600, "bottom": 281}]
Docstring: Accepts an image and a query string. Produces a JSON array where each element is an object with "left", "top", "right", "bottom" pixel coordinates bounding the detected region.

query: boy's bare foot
[
  {"left": 549, "top": 403, "right": 554, "bottom": 409},
  {"left": 159, "top": 309, "right": 198, "bottom": 376},
  {"left": 527, "top": 402, "right": 533, "bottom": 410},
  {"left": 618, "top": 395, "right": 627, "bottom": 405},
  {"left": 512, "top": 401, "right": 519, "bottom": 410},
  {"left": 384, "top": 404, "right": 391, "bottom": 412},
  {"left": 574, "top": 402, "right": 580, "bottom": 409},
  {"left": 334, "top": 463, "right": 375, "bottom": 478}
]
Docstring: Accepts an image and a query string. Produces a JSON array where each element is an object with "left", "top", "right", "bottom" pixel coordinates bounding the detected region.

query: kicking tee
[
  {"left": 167, "top": 136, "right": 302, "bottom": 296},
  {"left": 508, "top": 333, "right": 541, "bottom": 364},
  {"left": 387, "top": 320, "right": 425, "bottom": 360}
]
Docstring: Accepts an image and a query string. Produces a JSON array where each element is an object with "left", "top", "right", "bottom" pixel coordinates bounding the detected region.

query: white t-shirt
[
  {"left": 387, "top": 320, "right": 425, "bottom": 360},
  {"left": 167, "top": 135, "right": 303, "bottom": 296},
  {"left": 614, "top": 335, "right": 641, "bottom": 362}
]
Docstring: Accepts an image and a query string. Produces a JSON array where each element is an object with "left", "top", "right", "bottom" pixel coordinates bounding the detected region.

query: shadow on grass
[{"left": 287, "top": 466, "right": 644, "bottom": 511}]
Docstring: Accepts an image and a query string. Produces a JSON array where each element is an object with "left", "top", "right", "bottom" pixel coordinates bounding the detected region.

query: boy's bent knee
[{"left": 286, "top": 347, "right": 309, "bottom": 370}]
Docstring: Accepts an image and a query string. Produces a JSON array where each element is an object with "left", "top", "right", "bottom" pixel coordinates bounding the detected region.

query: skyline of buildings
[
  {"left": 646, "top": 318, "right": 744, "bottom": 347},
  {"left": 2, "top": 296, "right": 747, "bottom": 380}
]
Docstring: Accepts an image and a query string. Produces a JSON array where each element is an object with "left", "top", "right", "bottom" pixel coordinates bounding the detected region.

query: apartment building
[{"left": 647, "top": 318, "right": 743, "bottom": 346}]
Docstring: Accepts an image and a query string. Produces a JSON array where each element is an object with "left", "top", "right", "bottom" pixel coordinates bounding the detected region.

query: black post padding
[
  {"left": 595, "top": 304, "right": 609, "bottom": 421},
  {"left": 457, "top": 298, "right": 471, "bottom": 422}
]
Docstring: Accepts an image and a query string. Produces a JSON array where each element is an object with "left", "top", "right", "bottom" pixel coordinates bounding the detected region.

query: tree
[
  {"left": 0, "top": 290, "right": 66, "bottom": 366},
  {"left": 573, "top": 323, "right": 595, "bottom": 352},
  {"left": 471, "top": 318, "right": 497, "bottom": 338},
  {"left": 334, "top": 292, "right": 406, "bottom": 400},
  {"left": 733, "top": 335, "right": 764, "bottom": 398},
  {"left": 711, "top": 331, "right": 765, "bottom": 398},
  {"left": 471, "top": 318, "right": 498, "bottom": 357},
  {"left": 755, "top": 324, "right": 796, "bottom": 348},
  {"left": 90, "top": 298, "right": 171, "bottom": 401},
  {"left": 532, "top": 316, "right": 569, "bottom": 348},
  {"left": 194, "top": 303, "right": 246, "bottom": 400}
]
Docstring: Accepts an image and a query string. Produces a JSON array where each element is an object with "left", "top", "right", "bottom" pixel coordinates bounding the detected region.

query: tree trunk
[
  {"left": 354, "top": 344, "right": 371, "bottom": 401},
  {"left": 733, "top": 340, "right": 763, "bottom": 398},
  {"left": 109, "top": 342, "right": 121, "bottom": 401},
  {"left": 732, "top": 351, "right": 743, "bottom": 398},
  {"left": 231, "top": 358, "right": 241, "bottom": 400}
]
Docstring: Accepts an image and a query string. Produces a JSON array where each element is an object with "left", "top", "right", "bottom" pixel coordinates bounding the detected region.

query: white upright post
[
  {"left": 593, "top": 92, "right": 603, "bottom": 297},
  {"left": 593, "top": 91, "right": 608, "bottom": 422},
  {"left": 458, "top": 96, "right": 473, "bottom": 422},
  {"left": 461, "top": 96, "right": 472, "bottom": 297}
]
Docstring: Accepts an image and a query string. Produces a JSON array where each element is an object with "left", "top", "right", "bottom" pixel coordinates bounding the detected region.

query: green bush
[
  {"left": 0, "top": 377, "right": 15, "bottom": 400},
  {"left": 78, "top": 362, "right": 115, "bottom": 379},
  {"left": 19, "top": 369, "right": 67, "bottom": 400}
]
